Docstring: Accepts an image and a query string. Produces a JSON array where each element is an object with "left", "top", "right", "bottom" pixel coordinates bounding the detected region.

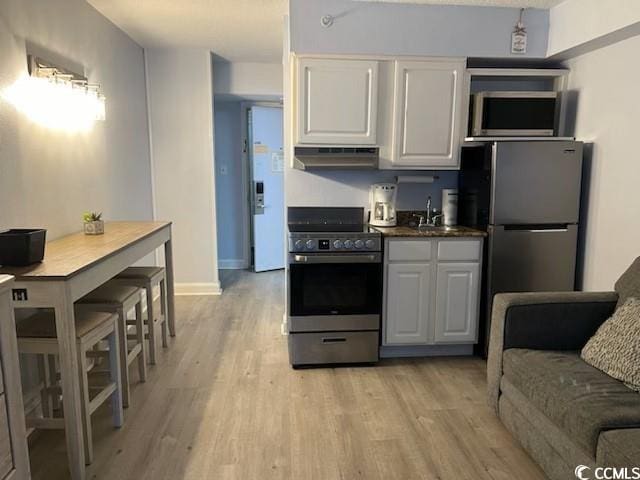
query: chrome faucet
[{"left": 413, "top": 195, "right": 444, "bottom": 228}]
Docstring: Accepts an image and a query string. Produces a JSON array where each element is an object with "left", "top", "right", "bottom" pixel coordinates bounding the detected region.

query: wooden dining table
[{"left": 0, "top": 221, "right": 175, "bottom": 480}]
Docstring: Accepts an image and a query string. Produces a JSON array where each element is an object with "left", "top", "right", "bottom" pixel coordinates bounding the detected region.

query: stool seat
[
  {"left": 114, "top": 266, "right": 171, "bottom": 361},
  {"left": 80, "top": 284, "right": 140, "bottom": 305},
  {"left": 116, "top": 266, "right": 164, "bottom": 280},
  {"left": 17, "top": 310, "right": 115, "bottom": 339},
  {"left": 17, "top": 309, "right": 123, "bottom": 465}
]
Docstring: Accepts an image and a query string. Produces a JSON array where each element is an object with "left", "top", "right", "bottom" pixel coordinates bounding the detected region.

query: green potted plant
[{"left": 83, "top": 212, "right": 104, "bottom": 235}]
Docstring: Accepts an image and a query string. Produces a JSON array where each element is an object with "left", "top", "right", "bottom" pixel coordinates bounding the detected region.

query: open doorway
[{"left": 214, "top": 99, "right": 284, "bottom": 275}]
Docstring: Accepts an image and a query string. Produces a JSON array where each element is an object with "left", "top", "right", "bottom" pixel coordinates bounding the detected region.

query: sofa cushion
[
  {"left": 615, "top": 256, "right": 640, "bottom": 308},
  {"left": 581, "top": 297, "right": 640, "bottom": 391},
  {"left": 597, "top": 429, "right": 640, "bottom": 468},
  {"left": 502, "top": 349, "right": 640, "bottom": 457}
]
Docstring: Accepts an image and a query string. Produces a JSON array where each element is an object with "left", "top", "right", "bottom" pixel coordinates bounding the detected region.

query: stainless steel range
[{"left": 287, "top": 207, "right": 382, "bottom": 367}]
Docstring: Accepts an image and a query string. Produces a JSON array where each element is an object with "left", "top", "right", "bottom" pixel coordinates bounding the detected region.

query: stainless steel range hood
[{"left": 293, "top": 147, "right": 379, "bottom": 170}]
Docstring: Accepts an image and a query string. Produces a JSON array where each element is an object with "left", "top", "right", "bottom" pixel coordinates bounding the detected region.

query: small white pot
[{"left": 84, "top": 220, "right": 104, "bottom": 235}]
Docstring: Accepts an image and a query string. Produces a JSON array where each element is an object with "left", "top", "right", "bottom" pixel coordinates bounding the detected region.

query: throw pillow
[{"left": 581, "top": 297, "right": 640, "bottom": 392}]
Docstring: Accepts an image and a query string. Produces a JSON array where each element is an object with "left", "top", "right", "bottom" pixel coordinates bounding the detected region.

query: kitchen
[
  {"left": 284, "top": 53, "right": 582, "bottom": 365},
  {"left": 1, "top": 0, "right": 639, "bottom": 479}
]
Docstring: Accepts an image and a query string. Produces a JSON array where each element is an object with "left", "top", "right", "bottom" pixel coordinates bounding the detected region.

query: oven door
[{"left": 288, "top": 252, "right": 382, "bottom": 332}]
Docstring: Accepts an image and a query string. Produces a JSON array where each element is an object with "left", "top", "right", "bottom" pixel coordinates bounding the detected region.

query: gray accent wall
[
  {"left": 0, "top": 0, "right": 153, "bottom": 239},
  {"left": 290, "top": 0, "right": 549, "bottom": 59},
  {"left": 214, "top": 100, "right": 247, "bottom": 268}
]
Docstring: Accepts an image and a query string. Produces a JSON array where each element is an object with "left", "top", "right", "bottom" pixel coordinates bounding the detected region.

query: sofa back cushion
[
  {"left": 615, "top": 257, "right": 640, "bottom": 308},
  {"left": 581, "top": 297, "right": 640, "bottom": 392}
]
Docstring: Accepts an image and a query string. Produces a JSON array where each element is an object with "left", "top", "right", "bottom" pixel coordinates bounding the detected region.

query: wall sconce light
[{"left": 2, "top": 55, "right": 106, "bottom": 132}]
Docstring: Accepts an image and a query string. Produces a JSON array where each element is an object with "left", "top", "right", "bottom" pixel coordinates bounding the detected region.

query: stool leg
[
  {"left": 160, "top": 278, "right": 168, "bottom": 348},
  {"left": 48, "top": 355, "right": 61, "bottom": 412},
  {"left": 161, "top": 277, "right": 174, "bottom": 337},
  {"left": 145, "top": 283, "right": 158, "bottom": 365},
  {"left": 135, "top": 301, "right": 147, "bottom": 382},
  {"left": 37, "top": 355, "right": 53, "bottom": 418},
  {"left": 77, "top": 345, "right": 94, "bottom": 465},
  {"left": 116, "top": 307, "right": 131, "bottom": 409},
  {"left": 107, "top": 326, "right": 124, "bottom": 429}
]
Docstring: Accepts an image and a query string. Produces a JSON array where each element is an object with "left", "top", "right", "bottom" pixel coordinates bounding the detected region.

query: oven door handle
[{"left": 291, "top": 253, "right": 381, "bottom": 264}]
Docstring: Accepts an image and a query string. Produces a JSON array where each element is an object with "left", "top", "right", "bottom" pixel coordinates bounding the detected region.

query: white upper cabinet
[
  {"left": 296, "top": 58, "right": 379, "bottom": 145},
  {"left": 390, "top": 59, "right": 466, "bottom": 169}
]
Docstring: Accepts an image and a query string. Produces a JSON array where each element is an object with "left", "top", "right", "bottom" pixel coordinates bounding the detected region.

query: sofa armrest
[{"left": 487, "top": 291, "right": 618, "bottom": 413}]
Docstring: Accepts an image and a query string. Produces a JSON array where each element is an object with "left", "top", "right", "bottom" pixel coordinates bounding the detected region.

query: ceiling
[
  {"left": 88, "top": 0, "right": 565, "bottom": 63},
  {"left": 88, "top": 0, "right": 287, "bottom": 62},
  {"left": 357, "top": 0, "right": 565, "bottom": 6}
]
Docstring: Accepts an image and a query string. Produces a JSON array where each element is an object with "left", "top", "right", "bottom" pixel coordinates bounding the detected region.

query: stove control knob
[
  {"left": 333, "top": 240, "right": 343, "bottom": 250},
  {"left": 294, "top": 240, "right": 305, "bottom": 250},
  {"left": 306, "top": 239, "right": 316, "bottom": 250},
  {"left": 343, "top": 240, "right": 353, "bottom": 249},
  {"left": 354, "top": 240, "right": 364, "bottom": 249},
  {"left": 365, "top": 239, "right": 375, "bottom": 249}
]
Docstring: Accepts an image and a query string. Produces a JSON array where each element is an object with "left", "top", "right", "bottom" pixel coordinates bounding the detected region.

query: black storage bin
[{"left": 0, "top": 229, "right": 47, "bottom": 266}]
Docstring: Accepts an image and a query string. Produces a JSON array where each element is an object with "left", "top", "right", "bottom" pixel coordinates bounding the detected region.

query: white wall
[
  {"left": 548, "top": 0, "right": 640, "bottom": 58},
  {"left": 565, "top": 34, "right": 640, "bottom": 291},
  {"left": 290, "top": 0, "right": 549, "bottom": 58},
  {"left": 0, "top": 0, "right": 153, "bottom": 239},
  {"left": 146, "top": 49, "right": 220, "bottom": 294},
  {"left": 213, "top": 62, "right": 283, "bottom": 100},
  {"left": 214, "top": 100, "right": 247, "bottom": 269}
]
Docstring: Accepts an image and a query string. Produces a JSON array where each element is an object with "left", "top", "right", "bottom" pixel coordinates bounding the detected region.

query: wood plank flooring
[{"left": 28, "top": 270, "right": 546, "bottom": 480}]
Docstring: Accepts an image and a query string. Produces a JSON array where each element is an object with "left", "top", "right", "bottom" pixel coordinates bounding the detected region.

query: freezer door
[
  {"left": 491, "top": 141, "right": 583, "bottom": 225},
  {"left": 487, "top": 224, "right": 578, "bottom": 295}
]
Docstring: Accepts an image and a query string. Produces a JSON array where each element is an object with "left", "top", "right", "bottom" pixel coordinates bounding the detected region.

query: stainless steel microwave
[{"left": 470, "top": 91, "right": 558, "bottom": 137}]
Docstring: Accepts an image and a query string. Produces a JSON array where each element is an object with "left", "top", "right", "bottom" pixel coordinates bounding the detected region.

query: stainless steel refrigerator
[{"left": 459, "top": 140, "right": 583, "bottom": 355}]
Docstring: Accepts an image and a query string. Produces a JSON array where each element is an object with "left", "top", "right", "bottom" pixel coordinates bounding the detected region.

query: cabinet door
[
  {"left": 434, "top": 263, "right": 479, "bottom": 343},
  {"left": 297, "top": 58, "right": 378, "bottom": 145},
  {"left": 392, "top": 59, "right": 465, "bottom": 168},
  {"left": 385, "top": 263, "right": 431, "bottom": 345}
]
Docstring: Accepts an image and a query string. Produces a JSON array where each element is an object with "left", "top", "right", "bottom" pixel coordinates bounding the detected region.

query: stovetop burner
[{"left": 287, "top": 207, "right": 381, "bottom": 253}]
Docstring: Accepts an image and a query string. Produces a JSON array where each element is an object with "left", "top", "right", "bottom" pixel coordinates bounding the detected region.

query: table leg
[
  {"left": 53, "top": 285, "right": 86, "bottom": 479},
  {"left": 164, "top": 236, "right": 176, "bottom": 337}
]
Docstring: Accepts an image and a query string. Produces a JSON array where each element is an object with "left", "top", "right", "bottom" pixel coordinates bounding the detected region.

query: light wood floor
[{"left": 28, "top": 270, "right": 546, "bottom": 480}]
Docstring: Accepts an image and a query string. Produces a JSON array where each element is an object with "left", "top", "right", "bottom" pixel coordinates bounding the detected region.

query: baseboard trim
[
  {"left": 218, "top": 259, "right": 248, "bottom": 270},
  {"left": 175, "top": 282, "right": 222, "bottom": 296},
  {"left": 380, "top": 344, "right": 474, "bottom": 358}
]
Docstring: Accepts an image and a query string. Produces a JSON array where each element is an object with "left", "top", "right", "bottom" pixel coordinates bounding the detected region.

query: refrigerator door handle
[{"left": 501, "top": 224, "right": 571, "bottom": 233}]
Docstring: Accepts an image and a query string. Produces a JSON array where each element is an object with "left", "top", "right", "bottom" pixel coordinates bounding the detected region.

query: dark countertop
[{"left": 370, "top": 225, "right": 487, "bottom": 238}]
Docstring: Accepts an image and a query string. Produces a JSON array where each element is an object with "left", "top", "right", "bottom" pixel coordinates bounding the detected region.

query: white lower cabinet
[
  {"left": 383, "top": 238, "right": 482, "bottom": 349},
  {"left": 434, "top": 262, "right": 479, "bottom": 343},
  {"left": 385, "top": 263, "right": 431, "bottom": 344}
]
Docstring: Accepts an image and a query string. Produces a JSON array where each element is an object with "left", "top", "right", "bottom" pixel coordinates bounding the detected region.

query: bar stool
[
  {"left": 17, "top": 310, "right": 123, "bottom": 465},
  {"left": 77, "top": 283, "right": 146, "bottom": 408},
  {"left": 114, "top": 266, "right": 169, "bottom": 365}
]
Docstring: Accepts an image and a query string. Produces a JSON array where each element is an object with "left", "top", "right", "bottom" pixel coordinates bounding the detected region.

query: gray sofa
[{"left": 488, "top": 257, "right": 640, "bottom": 480}]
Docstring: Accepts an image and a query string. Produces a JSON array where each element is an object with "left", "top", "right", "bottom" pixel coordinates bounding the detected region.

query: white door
[
  {"left": 385, "top": 263, "right": 431, "bottom": 345},
  {"left": 434, "top": 263, "right": 479, "bottom": 343},
  {"left": 250, "top": 106, "right": 284, "bottom": 272},
  {"left": 297, "top": 58, "right": 378, "bottom": 145},
  {"left": 392, "top": 59, "right": 466, "bottom": 168}
]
